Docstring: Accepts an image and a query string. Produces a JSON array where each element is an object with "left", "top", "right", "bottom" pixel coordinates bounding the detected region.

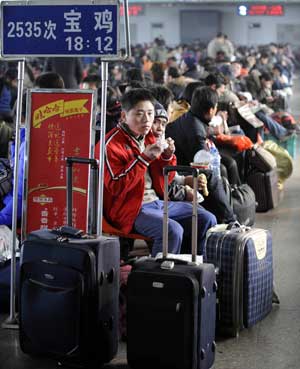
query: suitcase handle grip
[
  {"left": 66, "top": 157, "right": 98, "bottom": 169},
  {"left": 66, "top": 157, "right": 99, "bottom": 234},
  {"left": 226, "top": 221, "right": 241, "bottom": 230},
  {"left": 163, "top": 165, "right": 198, "bottom": 177},
  {"left": 232, "top": 186, "right": 244, "bottom": 204},
  {"left": 156, "top": 257, "right": 188, "bottom": 266},
  {"left": 227, "top": 221, "right": 251, "bottom": 233},
  {"left": 52, "top": 226, "right": 84, "bottom": 238}
]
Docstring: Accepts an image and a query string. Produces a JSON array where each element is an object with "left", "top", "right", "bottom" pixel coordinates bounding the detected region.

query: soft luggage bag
[
  {"left": 247, "top": 168, "right": 279, "bottom": 212},
  {"left": 231, "top": 184, "right": 256, "bottom": 226},
  {"left": 127, "top": 165, "right": 217, "bottom": 369},
  {"left": 204, "top": 223, "right": 273, "bottom": 337},
  {"left": 247, "top": 144, "right": 277, "bottom": 173},
  {"left": 222, "top": 177, "right": 256, "bottom": 226},
  {"left": 264, "top": 133, "right": 297, "bottom": 159},
  {"left": 263, "top": 140, "right": 293, "bottom": 182},
  {"left": 19, "top": 157, "right": 120, "bottom": 367}
]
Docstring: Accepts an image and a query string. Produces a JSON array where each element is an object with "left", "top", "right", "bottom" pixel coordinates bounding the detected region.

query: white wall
[
  {"left": 222, "top": 4, "right": 300, "bottom": 46},
  {"left": 121, "top": 4, "right": 180, "bottom": 46},
  {"left": 121, "top": 3, "right": 300, "bottom": 47}
]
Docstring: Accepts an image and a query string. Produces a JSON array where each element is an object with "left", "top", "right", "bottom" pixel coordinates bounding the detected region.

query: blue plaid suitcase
[{"left": 204, "top": 224, "right": 273, "bottom": 337}]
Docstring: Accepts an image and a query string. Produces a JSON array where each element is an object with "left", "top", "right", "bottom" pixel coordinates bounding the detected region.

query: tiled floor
[{"left": 1, "top": 76, "right": 300, "bottom": 369}]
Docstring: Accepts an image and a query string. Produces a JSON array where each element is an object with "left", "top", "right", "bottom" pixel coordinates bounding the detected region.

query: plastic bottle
[
  {"left": 209, "top": 146, "right": 221, "bottom": 179},
  {"left": 193, "top": 149, "right": 212, "bottom": 168},
  {"left": 193, "top": 148, "right": 221, "bottom": 179}
]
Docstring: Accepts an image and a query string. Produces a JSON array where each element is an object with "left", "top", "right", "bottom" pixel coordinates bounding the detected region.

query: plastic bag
[
  {"left": 216, "top": 134, "right": 253, "bottom": 152},
  {"left": 0, "top": 225, "right": 19, "bottom": 265}
]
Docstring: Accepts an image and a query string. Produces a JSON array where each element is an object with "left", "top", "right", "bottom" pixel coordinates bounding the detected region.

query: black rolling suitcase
[
  {"left": 247, "top": 168, "right": 279, "bottom": 212},
  {"left": 19, "top": 157, "right": 120, "bottom": 368},
  {"left": 127, "top": 166, "right": 217, "bottom": 369}
]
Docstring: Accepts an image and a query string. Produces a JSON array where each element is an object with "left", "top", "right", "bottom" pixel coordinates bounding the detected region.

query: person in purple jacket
[{"left": 0, "top": 128, "right": 25, "bottom": 226}]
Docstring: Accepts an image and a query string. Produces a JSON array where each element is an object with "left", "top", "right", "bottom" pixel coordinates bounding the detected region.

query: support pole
[
  {"left": 2, "top": 59, "right": 25, "bottom": 329},
  {"left": 96, "top": 61, "right": 108, "bottom": 236},
  {"left": 96, "top": 0, "right": 130, "bottom": 235},
  {"left": 123, "top": 0, "right": 131, "bottom": 58}
]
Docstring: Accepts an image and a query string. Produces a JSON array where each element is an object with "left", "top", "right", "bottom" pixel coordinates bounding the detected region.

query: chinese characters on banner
[
  {"left": 25, "top": 91, "right": 94, "bottom": 235},
  {"left": 1, "top": 4, "right": 118, "bottom": 56}
]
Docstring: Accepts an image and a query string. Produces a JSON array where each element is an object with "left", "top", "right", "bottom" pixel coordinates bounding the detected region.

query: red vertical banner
[{"left": 24, "top": 90, "right": 95, "bottom": 235}]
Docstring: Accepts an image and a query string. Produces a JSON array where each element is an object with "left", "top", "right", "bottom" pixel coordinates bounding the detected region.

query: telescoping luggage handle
[
  {"left": 66, "top": 157, "right": 98, "bottom": 235},
  {"left": 163, "top": 166, "right": 199, "bottom": 263}
]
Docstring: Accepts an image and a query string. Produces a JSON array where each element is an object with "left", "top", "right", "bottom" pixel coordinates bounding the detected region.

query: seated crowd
[{"left": 0, "top": 39, "right": 299, "bottom": 259}]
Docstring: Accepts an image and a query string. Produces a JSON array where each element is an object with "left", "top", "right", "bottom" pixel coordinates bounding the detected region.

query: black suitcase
[
  {"left": 127, "top": 166, "right": 217, "bottom": 369},
  {"left": 247, "top": 168, "right": 279, "bottom": 212},
  {"left": 19, "top": 157, "right": 120, "bottom": 367}
]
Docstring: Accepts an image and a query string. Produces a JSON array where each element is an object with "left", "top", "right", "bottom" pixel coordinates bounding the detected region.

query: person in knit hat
[
  {"left": 181, "top": 56, "right": 201, "bottom": 80},
  {"left": 152, "top": 102, "right": 208, "bottom": 204},
  {"left": 99, "top": 89, "right": 217, "bottom": 256}
]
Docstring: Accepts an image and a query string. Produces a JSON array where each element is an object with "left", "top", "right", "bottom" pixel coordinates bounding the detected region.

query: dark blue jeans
[
  {"left": 134, "top": 200, "right": 217, "bottom": 257},
  {"left": 255, "top": 110, "right": 287, "bottom": 140}
]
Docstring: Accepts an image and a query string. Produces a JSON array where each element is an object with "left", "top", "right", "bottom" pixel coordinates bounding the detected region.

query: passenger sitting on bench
[
  {"left": 153, "top": 101, "right": 236, "bottom": 225},
  {"left": 99, "top": 88, "right": 217, "bottom": 256}
]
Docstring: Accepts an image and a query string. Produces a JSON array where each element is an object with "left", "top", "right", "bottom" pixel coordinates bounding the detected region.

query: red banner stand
[{"left": 22, "top": 89, "right": 96, "bottom": 237}]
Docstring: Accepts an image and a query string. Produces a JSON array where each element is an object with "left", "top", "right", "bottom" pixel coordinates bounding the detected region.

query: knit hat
[
  {"left": 154, "top": 102, "right": 168, "bottom": 122},
  {"left": 183, "top": 56, "right": 196, "bottom": 69},
  {"left": 273, "top": 63, "right": 283, "bottom": 73}
]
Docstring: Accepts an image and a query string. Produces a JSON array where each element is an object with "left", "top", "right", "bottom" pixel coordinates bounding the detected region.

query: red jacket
[{"left": 95, "top": 125, "right": 176, "bottom": 234}]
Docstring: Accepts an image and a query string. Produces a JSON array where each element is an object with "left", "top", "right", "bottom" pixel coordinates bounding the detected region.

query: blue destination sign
[{"left": 1, "top": 2, "right": 119, "bottom": 57}]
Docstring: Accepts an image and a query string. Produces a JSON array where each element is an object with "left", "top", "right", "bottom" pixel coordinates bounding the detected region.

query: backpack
[{"left": 0, "top": 158, "right": 12, "bottom": 200}]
